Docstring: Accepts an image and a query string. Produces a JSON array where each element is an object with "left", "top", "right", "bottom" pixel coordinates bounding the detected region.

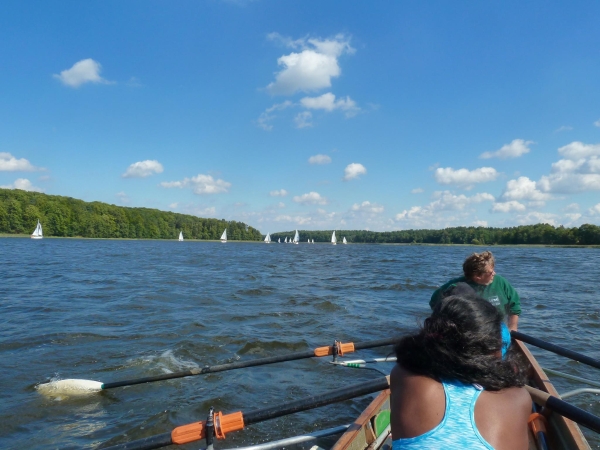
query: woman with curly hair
[
  {"left": 430, "top": 251, "right": 521, "bottom": 331},
  {"left": 391, "top": 294, "right": 531, "bottom": 449}
]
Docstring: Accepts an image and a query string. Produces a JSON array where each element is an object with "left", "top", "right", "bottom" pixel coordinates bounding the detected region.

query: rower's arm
[{"left": 507, "top": 314, "right": 518, "bottom": 331}]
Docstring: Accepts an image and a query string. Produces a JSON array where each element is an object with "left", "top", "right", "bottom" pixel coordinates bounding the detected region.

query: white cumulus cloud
[
  {"left": 122, "top": 160, "right": 164, "bottom": 178},
  {"left": 500, "top": 177, "right": 552, "bottom": 203},
  {"left": 53, "top": 58, "right": 112, "bottom": 88},
  {"left": 343, "top": 163, "right": 367, "bottom": 181},
  {"left": 293, "top": 191, "right": 328, "bottom": 205},
  {"left": 257, "top": 101, "right": 293, "bottom": 130},
  {"left": 480, "top": 139, "right": 533, "bottom": 159},
  {"left": 160, "top": 174, "right": 231, "bottom": 195},
  {"left": 294, "top": 111, "right": 313, "bottom": 128},
  {"left": 269, "top": 189, "right": 288, "bottom": 197},
  {"left": 0, "top": 152, "right": 41, "bottom": 171},
  {"left": 556, "top": 141, "right": 600, "bottom": 160},
  {"left": 300, "top": 93, "right": 360, "bottom": 117},
  {"left": 351, "top": 201, "right": 384, "bottom": 214},
  {"left": 266, "top": 33, "right": 354, "bottom": 95},
  {"left": 0, "top": 178, "right": 43, "bottom": 192},
  {"left": 274, "top": 214, "right": 314, "bottom": 225},
  {"left": 491, "top": 201, "right": 526, "bottom": 213},
  {"left": 116, "top": 191, "right": 130, "bottom": 204},
  {"left": 564, "top": 203, "right": 580, "bottom": 212},
  {"left": 554, "top": 126, "right": 573, "bottom": 133},
  {"left": 515, "top": 212, "right": 558, "bottom": 226},
  {"left": 434, "top": 167, "right": 498, "bottom": 186},
  {"left": 537, "top": 141, "right": 600, "bottom": 193},
  {"left": 308, "top": 154, "right": 332, "bottom": 165},
  {"left": 395, "top": 191, "right": 494, "bottom": 228}
]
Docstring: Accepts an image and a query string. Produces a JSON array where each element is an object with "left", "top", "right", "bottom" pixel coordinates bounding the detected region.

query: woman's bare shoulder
[
  {"left": 475, "top": 387, "right": 531, "bottom": 450},
  {"left": 391, "top": 364, "right": 439, "bottom": 390},
  {"left": 390, "top": 364, "right": 445, "bottom": 439},
  {"left": 391, "top": 364, "right": 443, "bottom": 404}
]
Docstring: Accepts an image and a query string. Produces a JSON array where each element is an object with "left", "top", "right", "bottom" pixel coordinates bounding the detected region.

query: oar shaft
[
  {"left": 511, "top": 331, "right": 600, "bottom": 370},
  {"left": 525, "top": 386, "right": 600, "bottom": 433},
  {"left": 353, "top": 337, "right": 402, "bottom": 351},
  {"left": 103, "top": 371, "right": 195, "bottom": 389},
  {"left": 101, "top": 377, "right": 390, "bottom": 450},
  {"left": 101, "top": 351, "right": 316, "bottom": 389},
  {"left": 101, "top": 337, "right": 402, "bottom": 390},
  {"left": 98, "top": 432, "right": 172, "bottom": 450},
  {"left": 244, "top": 377, "right": 390, "bottom": 425}
]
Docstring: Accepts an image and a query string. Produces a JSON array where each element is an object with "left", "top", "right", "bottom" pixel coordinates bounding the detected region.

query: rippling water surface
[{"left": 1, "top": 238, "right": 599, "bottom": 449}]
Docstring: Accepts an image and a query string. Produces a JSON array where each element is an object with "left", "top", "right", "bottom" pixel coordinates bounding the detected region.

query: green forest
[
  {"left": 2, "top": 188, "right": 600, "bottom": 245},
  {"left": 0, "top": 189, "right": 262, "bottom": 240},
  {"left": 272, "top": 223, "right": 600, "bottom": 246}
]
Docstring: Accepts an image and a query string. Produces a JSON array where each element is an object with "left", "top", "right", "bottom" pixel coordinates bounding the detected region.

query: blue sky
[{"left": 2, "top": 1, "right": 600, "bottom": 232}]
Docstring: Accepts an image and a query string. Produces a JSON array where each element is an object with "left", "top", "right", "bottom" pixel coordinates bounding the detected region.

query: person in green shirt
[{"left": 430, "top": 251, "right": 521, "bottom": 331}]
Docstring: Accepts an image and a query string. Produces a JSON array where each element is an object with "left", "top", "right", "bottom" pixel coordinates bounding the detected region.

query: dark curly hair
[{"left": 394, "top": 295, "right": 527, "bottom": 391}]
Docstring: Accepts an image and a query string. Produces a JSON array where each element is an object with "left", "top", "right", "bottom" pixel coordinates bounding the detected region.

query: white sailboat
[
  {"left": 178, "top": 231, "right": 184, "bottom": 241},
  {"left": 284, "top": 237, "right": 288, "bottom": 243},
  {"left": 312, "top": 239, "right": 315, "bottom": 244},
  {"left": 278, "top": 238, "right": 281, "bottom": 243},
  {"left": 31, "top": 220, "right": 43, "bottom": 240},
  {"left": 343, "top": 237, "right": 347, "bottom": 244},
  {"left": 264, "top": 233, "right": 271, "bottom": 243},
  {"left": 307, "top": 238, "right": 310, "bottom": 243},
  {"left": 220, "top": 229, "right": 227, "bottom": 243},
  {"left": 293, "top": 230, "right": 299, "bottom": 244},
  {"left": 331, "top": 231, "right": 337, "bottom": 245}
]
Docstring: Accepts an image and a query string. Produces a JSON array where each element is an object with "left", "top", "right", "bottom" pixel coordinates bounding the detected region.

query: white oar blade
[{"left": 37, "top": 379, "right": 103, "bottom": 397}]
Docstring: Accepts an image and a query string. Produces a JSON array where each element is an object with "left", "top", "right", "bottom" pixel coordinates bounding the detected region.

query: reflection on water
[{"left": 1, "top": 239, "right": 599, "bottom": 449}]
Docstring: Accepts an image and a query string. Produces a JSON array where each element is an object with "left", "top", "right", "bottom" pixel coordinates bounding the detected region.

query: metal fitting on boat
[{"left": 206, "top": 407, "right": 215, "bottom": 450}]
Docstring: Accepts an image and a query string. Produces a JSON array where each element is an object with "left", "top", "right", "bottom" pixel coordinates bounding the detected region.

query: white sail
[
  {"left": 331, "top": 231, "right": 337, "bottom": 245},
  {"left": 293, "top": 230, "right": 299, "bottom": 244},
  {"left": 307, "top": 238, "right": 310, "bottom": 243},
  {"left": 312, "top": 239, "right": 314, "bottom": 243},
  {"left": 278, "top": 238, "right": 281, "bottom": 243},
  {"left": 31, "top": 220, "right": 43, "bottom": 239},
  {"left": 220, "top": 229, "right": 227, "bottom": 243},
  {"left": 264, "top": 233, "right": 271, "bottom": 243},
  {"left": 179, "top": 231, "right": 184, "bottom": 241},
  {"left": 343, "top": 237, "right": 347, "bottom": 244},
  {"left": 284, "top": 237, "right": 288, "bottom": 243}
]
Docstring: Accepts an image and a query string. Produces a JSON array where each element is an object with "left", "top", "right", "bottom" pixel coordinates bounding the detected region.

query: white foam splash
[
  {"left": 36, "top": 379, "right": 103, "bottom": 397},
  {"left": 135, "top": 349, "right": 200, "bottom": 374}
]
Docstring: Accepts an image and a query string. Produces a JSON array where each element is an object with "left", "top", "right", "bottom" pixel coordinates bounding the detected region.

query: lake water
[{"left": 1, "top": 238, "right": 599, "bottom": 449}]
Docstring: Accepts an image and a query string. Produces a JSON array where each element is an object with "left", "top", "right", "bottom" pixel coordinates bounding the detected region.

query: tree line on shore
[
  {"left": 0, "top": 189, "right": 262, "bottom": 240},
  {"left": 272, "top": 223, "right": 600, "bottom": 245},
  {"left": 2, "top": 188, "right": 599, "bottom": 245}
]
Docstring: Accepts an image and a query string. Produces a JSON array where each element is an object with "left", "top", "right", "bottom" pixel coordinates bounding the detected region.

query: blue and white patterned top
[{"left": 391, "top": 380, "right": 494, "bottom": 449}]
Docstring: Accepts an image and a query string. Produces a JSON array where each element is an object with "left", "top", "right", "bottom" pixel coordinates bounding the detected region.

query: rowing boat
[
  {"left": 331, "top": 339, "right": 591, "bottom": 450},
  {"left": 97, "top": 335, "right": 598, "bottom": 450}
]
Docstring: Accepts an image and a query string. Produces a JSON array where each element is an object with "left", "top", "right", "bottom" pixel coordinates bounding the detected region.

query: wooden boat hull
[{"left": 332, "top": 339, "right": 590, "bottom": 450}]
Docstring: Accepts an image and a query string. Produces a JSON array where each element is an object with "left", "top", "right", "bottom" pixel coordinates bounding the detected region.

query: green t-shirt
[{"left": 429, "top": 274, "right": 521, "bottom": 317}]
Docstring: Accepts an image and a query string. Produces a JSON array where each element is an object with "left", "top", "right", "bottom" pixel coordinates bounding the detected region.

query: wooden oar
[
  {"left": 511, "top": 331, "right": 600, "bottom": 370},
  {"left": 37, "top": 337, "right": 401, "bottom": 395},
  {"left": 100, "top": 376, "right": 391, "bottom": 450}
]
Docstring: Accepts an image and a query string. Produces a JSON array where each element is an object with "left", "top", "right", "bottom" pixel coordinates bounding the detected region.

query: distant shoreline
[{"left": 2, "top": 234, "right": 599, "bottom": 248}]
